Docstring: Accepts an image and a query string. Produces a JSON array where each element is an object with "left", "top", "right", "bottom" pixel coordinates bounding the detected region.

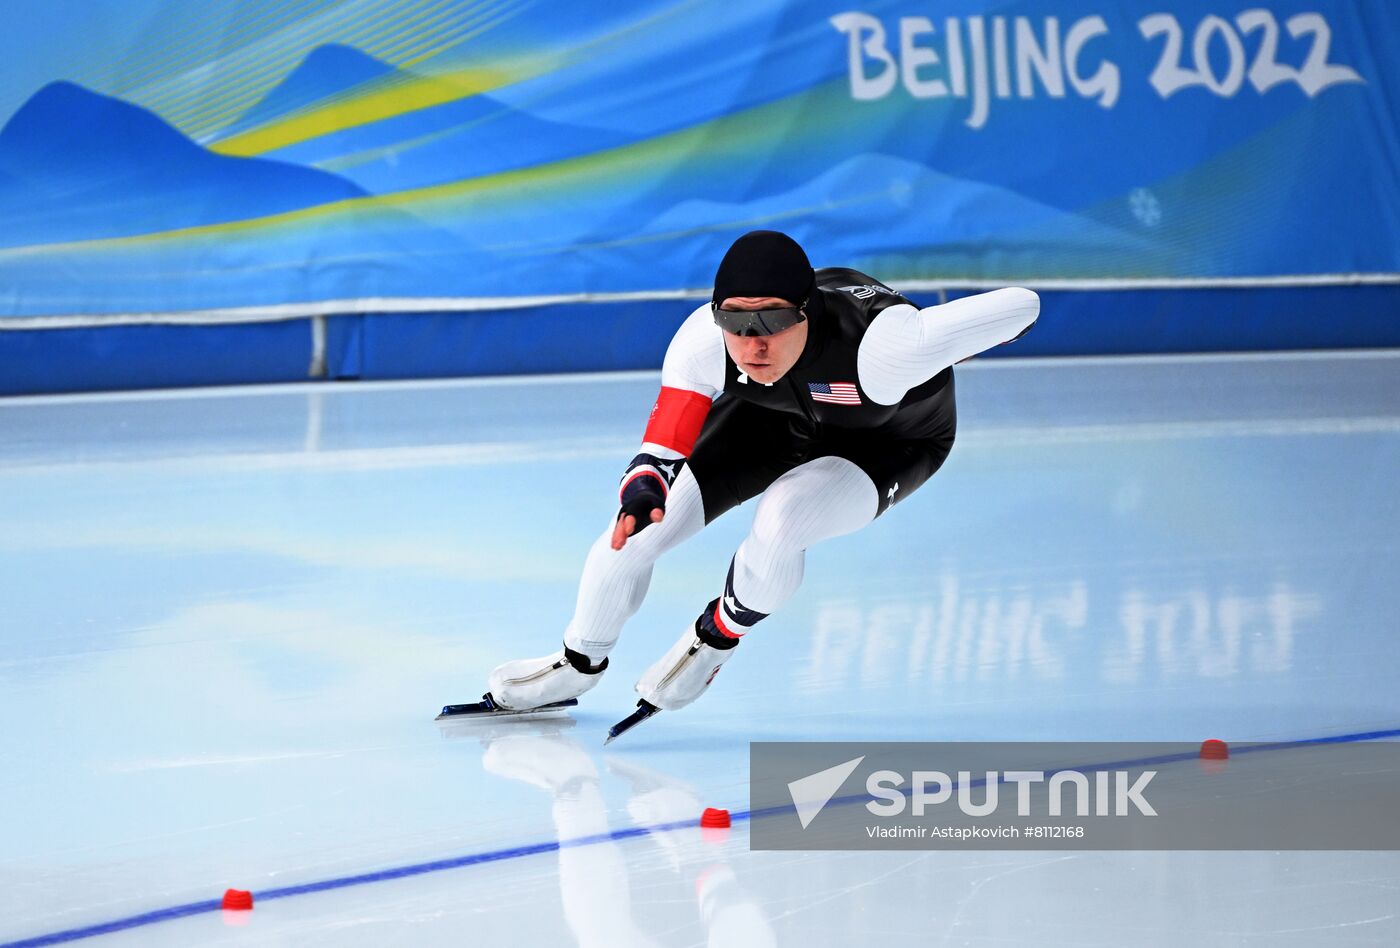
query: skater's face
[{"left": 718, "top": 297, "right": 809, "bottom": 384}]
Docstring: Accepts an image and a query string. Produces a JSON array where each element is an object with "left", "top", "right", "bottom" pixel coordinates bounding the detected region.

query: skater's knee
[
  {"left": 750, "top": 482, "right": 816, "bottom": 551},
  {"left": 752, "top": 459, "right": 876, "bottom": 550}
]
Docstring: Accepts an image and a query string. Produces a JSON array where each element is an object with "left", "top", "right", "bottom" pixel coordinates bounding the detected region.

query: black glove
[{"left": 616, "top": 453, "right": 685, "bottom": 538}]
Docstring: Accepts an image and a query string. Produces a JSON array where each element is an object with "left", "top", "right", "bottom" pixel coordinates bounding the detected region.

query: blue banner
[{"left": 0, "top": 1, "right": 1396, "bottom": 321}]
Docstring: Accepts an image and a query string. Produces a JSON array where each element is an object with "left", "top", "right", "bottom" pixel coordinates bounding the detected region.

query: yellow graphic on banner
[
  {"left": 209, "top": 65, "right": 521, "bottom": 156},
  {"left": 0, "top": 81, "right": 845, "bottom": 261}
]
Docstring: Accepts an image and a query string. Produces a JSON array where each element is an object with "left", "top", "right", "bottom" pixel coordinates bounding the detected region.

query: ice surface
[{"left": 1, "top": 352, "right": 1398, "bottom": 946}]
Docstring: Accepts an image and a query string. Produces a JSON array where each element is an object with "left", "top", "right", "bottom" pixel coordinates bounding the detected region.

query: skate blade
[
  {"left": 435, "top": 694, "right": 578, "bottom": 721},
  {"left": 605, "top": 700, "right": 660, "bottom": 745}
]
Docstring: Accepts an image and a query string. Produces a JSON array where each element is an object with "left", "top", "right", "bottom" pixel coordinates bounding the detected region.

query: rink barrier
[
  {"left": 4, "top": 725, "right": 1399, "bottom": 948},
  {"left": 1, "top": 273, "right": 1399, "bottom": 331},
  {"left": 2, "top": 283, "right": 1399, "bottom": 396}
]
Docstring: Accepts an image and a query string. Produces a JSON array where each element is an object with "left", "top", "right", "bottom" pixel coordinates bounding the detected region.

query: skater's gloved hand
[
  {"left": 613, "top": 452, "right": 682, "bottom": 550},
  {"left": 612, "top": 493, "right": 665, "bottom": 550}
]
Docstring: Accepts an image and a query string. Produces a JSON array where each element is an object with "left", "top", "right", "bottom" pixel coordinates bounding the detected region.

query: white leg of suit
[
  {"left": 489, "top": 468, "right": 706, "bottom": 710},
  {"left": 727, "top": 455, "right": 879, "bottom": 626},
  {"left": 563, "top": 465, "right": 708, "bottom": 658},
  {"left": 637, "top": 456, "right": 878, "bottom": 709}
]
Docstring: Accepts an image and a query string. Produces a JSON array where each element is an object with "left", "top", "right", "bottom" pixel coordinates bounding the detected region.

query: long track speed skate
[
  {"left": 435, "top": 692, "right": 578, "bottom": 721},
  {"left": 604, "top": 700, "right": 660, "bottom": 744}
]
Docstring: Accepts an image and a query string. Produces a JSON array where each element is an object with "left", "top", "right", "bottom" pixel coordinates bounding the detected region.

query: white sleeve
[
  {"left": 856, "top": 287, "right": 1040, "bottom": 406},
  {"left": 639, "top": 303, "right": 726, "bottom": 459},
  {"left": 659, "top": 302, "right": 726, "bottom": 398}
]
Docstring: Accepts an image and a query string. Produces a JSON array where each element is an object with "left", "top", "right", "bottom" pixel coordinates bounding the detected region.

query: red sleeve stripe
[{"left": 643, "top": 387, "right": 713, "bottom": 456}]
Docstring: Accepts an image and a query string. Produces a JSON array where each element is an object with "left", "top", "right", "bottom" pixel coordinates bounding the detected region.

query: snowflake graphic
[{"left": 1129, "top": 188, "right": 1162, "bottom": 227}]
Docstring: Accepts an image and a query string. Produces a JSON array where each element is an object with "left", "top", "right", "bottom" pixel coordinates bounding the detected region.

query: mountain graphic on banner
[
  {"left": 628, "top": 152, "right": 1162, "bottom": 271},
  {"left": 223, "top": 45, "right": 626, "bottom": 194},
  {"left": 215, "top": 43, "right": 399, "bottom": 141},
  {"left": 0, "top": 81, "right": 368, "bottom": 248}
]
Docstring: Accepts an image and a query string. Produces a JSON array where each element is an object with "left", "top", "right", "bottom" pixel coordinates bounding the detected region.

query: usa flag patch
[{"left": 808, "top": 381, "right": 861, "bottom": 405}]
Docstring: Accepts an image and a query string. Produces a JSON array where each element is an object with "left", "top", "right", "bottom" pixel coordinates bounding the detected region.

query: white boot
[
  {"left": 488, "top": 648, "right": 606, "bottom": 710},
  {"left": 636, "top": 623, "right": 737, "bottom": 711}
]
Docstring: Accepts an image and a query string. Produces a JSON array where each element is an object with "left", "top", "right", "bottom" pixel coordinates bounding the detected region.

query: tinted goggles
[{"left": 710, "top": 301, "right": 807, "bottom": 337}]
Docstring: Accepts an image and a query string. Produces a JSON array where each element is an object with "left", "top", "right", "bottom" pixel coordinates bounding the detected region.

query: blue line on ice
[{"left": 5, "top": 727, "right": 1398, "bottom": 948}]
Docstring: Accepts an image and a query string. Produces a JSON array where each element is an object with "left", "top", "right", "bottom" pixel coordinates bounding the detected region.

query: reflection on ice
[
  {"left": 1112, "top": 583, "right": 1320, "bottom": 680},
  {"left": 475, "top": 726, "right": 775, "bottom": 948},
  {"left": 799, "top": 575, "right": 1322, "bottom": 690}
]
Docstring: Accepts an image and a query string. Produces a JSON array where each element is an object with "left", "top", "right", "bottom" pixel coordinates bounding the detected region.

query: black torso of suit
[{"left": 720, "top": 267, "right": 954, "bottom": 441}]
